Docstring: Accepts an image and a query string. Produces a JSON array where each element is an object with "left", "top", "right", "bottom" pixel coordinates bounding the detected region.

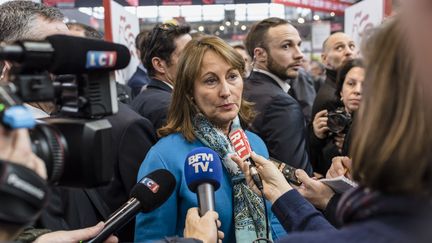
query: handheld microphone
[
  {"left": 229, "top": 128, "right": 264, "bottom": 190},
  {"left": 0, "top": 34, "right": 131, "bottom": 74},
  {"left": 87, "top": 169, "right": 175, "bottom": 243},
  {"left": 185, "top": 147, "right": 222, "bottom": 216}
]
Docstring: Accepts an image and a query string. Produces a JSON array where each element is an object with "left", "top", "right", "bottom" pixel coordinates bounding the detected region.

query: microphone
[
  {"left": 185, "top": 147, "right": 222, "bottom": 216},
  {"left": 87, "top": 169, "right": 176, "bottom": 243},
  {"left": 229, "top": 128, "right": 264, "bottom": 190},
  {"left": 0, "top": 34, "right": 131, "bottom": 74}
]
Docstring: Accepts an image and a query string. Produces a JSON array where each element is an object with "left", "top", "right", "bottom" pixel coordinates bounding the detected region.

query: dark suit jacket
[
  {"left": 35, "top": 103, "right": 156, "bottom": 242},
  {"left": 245, "top": 71, "right": 313, "bottom": 175},
  {"left": 131, "top": 78, "right": 172, "bottom": 131},
  {"left": 127, "top": 65, "right": 151, "bottom": 99}
]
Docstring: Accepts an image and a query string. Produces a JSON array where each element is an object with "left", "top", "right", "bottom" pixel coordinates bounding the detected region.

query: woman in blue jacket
[{"left": 134, "top": 36, "right": 286, "bottom": 242}]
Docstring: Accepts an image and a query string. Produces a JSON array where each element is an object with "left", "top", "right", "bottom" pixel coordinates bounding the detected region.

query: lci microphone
[
  {"left": 87, "top": 169, "right": 175, "bottom": 243},
  {"left": 185, "top": 147, "right": 222, "bottom": 216},
  {"left": 229, "top": 128, "right": 264, "bottom": 190},
  {"left": 0, "top": 34, "right": 131, "bottom": 74}
]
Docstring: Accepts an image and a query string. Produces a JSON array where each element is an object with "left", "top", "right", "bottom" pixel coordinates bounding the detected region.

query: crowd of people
[{"left": 1, "top": 0, "right": 432, "bottom": 242}]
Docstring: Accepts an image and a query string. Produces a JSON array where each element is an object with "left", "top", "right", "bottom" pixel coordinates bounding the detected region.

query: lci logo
[
  {"left": 86, "top": 51, "right": 117, "bottom": 69},
  {"left": 141, "top": 178, "right": 160, "bottom": 193}
]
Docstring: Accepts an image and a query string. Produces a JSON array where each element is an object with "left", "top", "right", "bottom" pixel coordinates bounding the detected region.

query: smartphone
[{"left": 270, "top": 157, "right": 302, "bottom": 186}]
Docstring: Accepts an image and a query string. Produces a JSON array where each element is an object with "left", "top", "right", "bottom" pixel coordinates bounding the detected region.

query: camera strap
[{"left": 0, "top": 160, "right": 49, "bottom": 225}]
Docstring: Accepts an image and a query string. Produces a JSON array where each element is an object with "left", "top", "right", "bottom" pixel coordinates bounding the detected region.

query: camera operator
[
  {"left": 309, "top": 59, "right": 365, "bottom": 175},
  {"left": 0, "top": 123, "right": 119, "bottom": 242}
]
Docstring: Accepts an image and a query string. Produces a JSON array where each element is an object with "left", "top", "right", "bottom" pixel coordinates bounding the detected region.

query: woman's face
[
  {"left": 341, "top": 67, "right": 365, "bottom": 113},
  {"left": 193, "top": 50, "right": 243, "bottom": 131}
]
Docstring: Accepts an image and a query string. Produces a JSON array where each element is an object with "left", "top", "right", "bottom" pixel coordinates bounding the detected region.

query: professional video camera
[{"left": 0, "top": 34, "right": 131, "bottom": 187}]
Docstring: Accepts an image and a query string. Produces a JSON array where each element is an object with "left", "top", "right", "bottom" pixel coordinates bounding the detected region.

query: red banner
[
  {"left": 273, "top": 0, "right": 352, "bottom": 15},
  {"left": 162, "top": 0, "right": 193, "bottom": 5},
  {"left": 43, "top": 0, "right": 75, "bottom": 7},
  {"left": 126, "top": 0, "right": 138, "bottom": 6}
]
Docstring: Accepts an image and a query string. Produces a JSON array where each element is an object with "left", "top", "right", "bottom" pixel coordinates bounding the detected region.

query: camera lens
[{"left": 29, "top": 123, "right": 68, "bottom": 185}]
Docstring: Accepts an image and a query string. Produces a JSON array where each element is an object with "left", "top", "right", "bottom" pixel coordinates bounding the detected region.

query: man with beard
[{"left": 244, "top": 17, "right": 312, "bottom": 174}]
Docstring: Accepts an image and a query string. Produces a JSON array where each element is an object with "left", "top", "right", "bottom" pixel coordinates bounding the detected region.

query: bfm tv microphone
[
  {"left": 0, "top": 34, "right": 131, "bottom": 74},
  {"left": 229, "top": 128, "right": 264, "bottom": 190},
  {"left": 87, "top": 169, "right": 176, "bottom": 243},
  {"left": 185, "top": 147, "right": 222, "bottom": 216}
]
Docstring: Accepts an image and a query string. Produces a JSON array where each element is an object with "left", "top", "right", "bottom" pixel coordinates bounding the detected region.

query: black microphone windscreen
[
  {"left": 46, "top": 34, "right": 131, "bottom": 74},
  {"left": 130, "top": 169, "right": 175, "bottom": 213}
]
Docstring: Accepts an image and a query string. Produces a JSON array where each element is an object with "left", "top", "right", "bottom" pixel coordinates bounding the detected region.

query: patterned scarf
[{"left": 192, "top": 113, "right": 270, "bottom": 242}]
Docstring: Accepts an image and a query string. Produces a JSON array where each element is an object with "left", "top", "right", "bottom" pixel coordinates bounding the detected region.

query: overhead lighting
[
  {"left": 219, "top": 25, "right": 225, "bottom": 31},
  {"left": 234, "top": 21, "right": 239, "bottom": 26},
  {"left": 330, "top": 12, "right": 335, "bottom": 17},
  {"left": 313, "top": 15, "right": 320, "bottom": 21},
  {"left": 198, "top": 26, "right": 204, "bottom": 32},
  {"left": 297, "top": 17, "right": 305, "bottom": 24},
  {"left": 225, "top": 21, "right": 231, "bottom": 26},
  {"left": 240, "top": 25, "right": 247, "bottom": 31},
  {"left": 215, "top": 31, "right": 220, "bottom": 36}
]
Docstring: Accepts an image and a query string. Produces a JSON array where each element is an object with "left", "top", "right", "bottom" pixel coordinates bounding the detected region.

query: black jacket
[
  {"left": 131, "top": 78, "right": 172, "bottom": 131},
  {"left": 245, "top": 71, "right": 313, "bottom": 174},
  {"left": 309, "top": 69, "right": 341, "bottom": 174}
]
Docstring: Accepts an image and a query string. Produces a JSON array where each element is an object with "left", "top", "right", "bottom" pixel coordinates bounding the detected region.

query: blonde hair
[
  {"left": 351, "top": 16, "right": 432, "bottom": 195},
  {"left": 158, "top": 36, "right": 255, "bottom": 141}
]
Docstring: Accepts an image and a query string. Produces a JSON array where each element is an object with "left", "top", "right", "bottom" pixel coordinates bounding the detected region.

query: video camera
[{"left": 0, "top": 34, "right": 131, "bottom": 187}]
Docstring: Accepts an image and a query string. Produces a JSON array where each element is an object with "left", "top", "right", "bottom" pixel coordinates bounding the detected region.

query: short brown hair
[
  {"left": 158, "top": 36, "right": 255, "bottom": 141},
  {"left": 351, "top": 15, "right": 432, "bottom": 196},
  {"left": 244, "top": 17, "right": 290, "bottom": 58}
]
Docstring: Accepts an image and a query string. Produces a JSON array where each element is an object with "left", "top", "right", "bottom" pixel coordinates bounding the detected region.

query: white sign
[
  {"left": 344, "top": 0, "right": 384, "bottom": 49},
  {"left": 311, "top": 21, "right": 331, "bottom": 51},
  {"left": 105, "top": 0, "right": 140, "bottom": 84}
]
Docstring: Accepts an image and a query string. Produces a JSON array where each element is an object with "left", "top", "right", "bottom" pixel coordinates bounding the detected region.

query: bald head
[{"left": 321, "top": 32, "right": 357, "bottom": 70}]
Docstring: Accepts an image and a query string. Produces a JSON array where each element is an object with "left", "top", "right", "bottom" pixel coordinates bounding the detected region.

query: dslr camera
[
  {"left": 327, "top": 107, "right": 352, "bottom": 134},
  {"left": 0, "top": 34, "right": 130, "bottom": 187}
]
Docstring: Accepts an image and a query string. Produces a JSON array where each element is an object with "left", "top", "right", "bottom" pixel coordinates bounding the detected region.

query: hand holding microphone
[
  {"left": 228, "top": 128, "right": 263, "bottom": 190},
  {"left": 231, "top": 152, "right": 293, "bottom": 204},
  {"left": 184, "top": 147, "right": 223, "bottom": 242}
]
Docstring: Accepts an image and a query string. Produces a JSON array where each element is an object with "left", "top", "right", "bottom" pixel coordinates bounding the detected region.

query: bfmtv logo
[
  {"left": 86, "top": 51, "right": 117, "bottom": 69},
  {"left": 188, "top": 153, "right": 214, "bottom": 173},
  {"left": 141, "top": 177, "right": 160, "bottom": 193}
]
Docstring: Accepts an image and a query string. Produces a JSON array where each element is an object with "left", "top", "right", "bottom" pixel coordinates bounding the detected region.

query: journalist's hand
[
  {"left": 296, "top": 170, "right": 335, "bottom": 210},
  {"left": 232, "top": 152, "right": 292, "bottom": 203},
  {"left": 326, "top": 156, "right": 352, "bottom": 179},
  {"left": 34, "top": 222, "right": 118, "bottom": 243},
  {"left": 313, "top": 110, "right": 329, "bottom": 139},
  {"left": 0, "top": 126, "right": 47, "bottom": 179},
  {"left": 184, "top": 208, "right": 224, "bottom": 243}
]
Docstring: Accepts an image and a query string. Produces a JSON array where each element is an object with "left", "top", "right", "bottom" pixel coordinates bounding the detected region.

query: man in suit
[
  {"left": 244, "top": 17, "right": 313, "bottom": 175},
  {"left": 131, "top": 23, "right": 191, "bottom": 131}
]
